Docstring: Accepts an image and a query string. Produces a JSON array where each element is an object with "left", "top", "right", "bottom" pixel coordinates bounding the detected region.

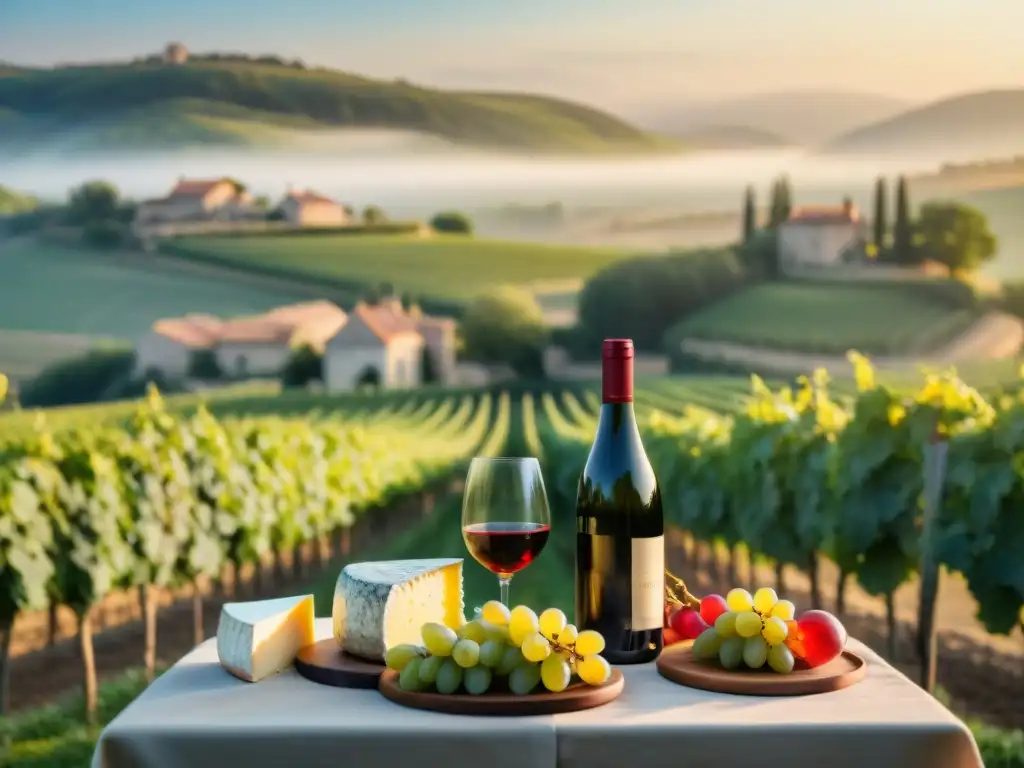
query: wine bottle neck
[{"left": 601, "top": 354, "right": 633, "bottom": 403}]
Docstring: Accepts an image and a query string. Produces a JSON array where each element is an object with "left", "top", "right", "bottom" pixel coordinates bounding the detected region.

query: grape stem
[{"left": 665, "top": 569, "right": 701, "bottom": 610}]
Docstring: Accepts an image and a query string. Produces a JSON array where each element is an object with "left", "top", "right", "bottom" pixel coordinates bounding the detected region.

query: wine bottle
[{"left": 574, "top": 338, "right": 664, "bottom": 664}]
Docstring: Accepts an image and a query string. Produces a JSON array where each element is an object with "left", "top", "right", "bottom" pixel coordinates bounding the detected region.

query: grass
[
  {"left": 166, "top": 234, "right": 630, "bottom": 304},
  {"left": 667, "top": 282, "right": 980, "bottom": 356},
  {"left": 0, "top": 240, "right": 307, "bottom": 342},
  {"left": 0, "top": 60, "right": 673, "bottom": 155},
  {"left": 0, "top": 330, "right": 125, "bottom": 380}
]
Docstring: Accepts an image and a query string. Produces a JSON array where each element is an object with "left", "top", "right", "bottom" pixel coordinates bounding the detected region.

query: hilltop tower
[{"left": 164, "top": 42, "right": 188, "bottom": 65}]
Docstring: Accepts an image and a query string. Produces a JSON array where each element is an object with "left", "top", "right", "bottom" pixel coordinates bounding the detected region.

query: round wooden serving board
[
  {"left": 657, "top": 643, "right": 866, "bottom": 696},
  {"left": 378, "top": 667, "right": 625, "bottom": 715},
  {"left": 294, "top": 639, "right": 386, "bottom": 689}
]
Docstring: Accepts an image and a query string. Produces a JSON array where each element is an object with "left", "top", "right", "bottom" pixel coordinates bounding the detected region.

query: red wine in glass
[{"left": 463, "top": 522, "right": 551, "bottom": 575}]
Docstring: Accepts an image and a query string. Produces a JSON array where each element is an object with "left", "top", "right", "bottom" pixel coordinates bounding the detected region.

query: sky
[{"left": 2, "top": 0, "right": 1021, "bottom": 113}]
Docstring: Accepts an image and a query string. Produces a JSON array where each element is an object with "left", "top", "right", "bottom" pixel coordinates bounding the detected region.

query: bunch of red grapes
[{"left": 664, "top": 590, "right": 847, "bottom": 669}]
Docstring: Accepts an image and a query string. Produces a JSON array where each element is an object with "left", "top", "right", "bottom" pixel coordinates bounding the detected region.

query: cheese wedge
[
  {"left": 333, "top": 559, "right": 465, "bottom": 661},
  {"left": 216, "top": 594, "right": 315, "bottom": 682}
]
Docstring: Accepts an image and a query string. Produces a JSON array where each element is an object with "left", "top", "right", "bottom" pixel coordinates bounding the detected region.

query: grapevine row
[
  {"left": 538, "top": 358, "right": 1023, "bottom": 678},
  {"left": 0, "top": 388, "right": 498, "bottom": 719}
]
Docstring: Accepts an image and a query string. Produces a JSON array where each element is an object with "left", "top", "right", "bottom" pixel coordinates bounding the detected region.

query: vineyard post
[
  {"left": 835, "top": 569, "right": 849, "bottom": 618},
  {"left": 47, "top": 602, "right": 58, "bottom": 647},
  {"left": 192, "top": 581, "right": 204, "bottom": 645},
  {"left": 807, "top": 552, "right": 821, "bottom": 608},
  {"left": 0, "top": 617, "right": 12, "bottom": 716},
  {"left": 76, "top": 607, "right": 98, "bottom": 726},
  {"left": 916, "top": 430, "right": 948, "bottom": 694},
  {"left": 139, "top": 584, "right": 158, "bottom": 682}
]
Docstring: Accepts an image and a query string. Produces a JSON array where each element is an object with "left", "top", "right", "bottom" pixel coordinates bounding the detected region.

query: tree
[
  {"left": 872, "top": 176, "right": 888, "bottom": 254},
  {"left": 67, "top": 180, "right": 119, "bottom": 225},
  {"left": 281, "top": 345, "right": 323, "bottom": 388},
  {"left": 892, "top": 175, "right": 916, "bottom": 264},
  {"left": 915, "top": 201, "right": 997, "bottom": 273},
  {"left": 461, "top": 287, "right": 549, "bottom": 377},
  {"left": 363, "top": 205, "right": 386, "bottom": 226},
  {"left": 430, "top": 211, "right": 474, "bottom": 234},
  {"left": 741, "top": 186, "right": 756, "bottom": 242},
  {"left": 767, "top": 176, "right": 792, "bottom": 228}
]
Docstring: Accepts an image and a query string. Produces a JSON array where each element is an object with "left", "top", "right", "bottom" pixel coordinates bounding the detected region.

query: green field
[
  {"left": 962, "top": 186, "right": 1024, "bottom": 280},
  {"left": 667, "top": 282, "right": 980, "bottom": 356},
  {"left": 0, "top": 60, "right": 673, "bottom": 155},
  {"left": 166, "top": 235, "right": 630, "bottom": 304},
  {"left": 0, "top": 241, "right": 308, "bottom": 376}
]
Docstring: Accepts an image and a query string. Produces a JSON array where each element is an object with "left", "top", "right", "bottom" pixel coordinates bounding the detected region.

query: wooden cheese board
[
  {"left": 294, "top": 639, "right": 385, "bottom": 689},
  {"left": 378, "top": 667, "right": 625, "bottom": 715},
  {"left": 656, "top": 642, "right": 866, "bottom": 696}
]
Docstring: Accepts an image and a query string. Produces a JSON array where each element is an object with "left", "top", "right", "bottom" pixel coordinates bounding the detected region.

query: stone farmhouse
[
  {"left": 134, "top": 178, "right": 259, "bottom": 228},
  {"left": 276, "top": 189, "right": 349, "bottom": 227},
  {"left": 135, "top": 298, "right": 456, "bottom": 390},
  {"left": 776, "top": 201, "right": 866, "bottom": 274}
]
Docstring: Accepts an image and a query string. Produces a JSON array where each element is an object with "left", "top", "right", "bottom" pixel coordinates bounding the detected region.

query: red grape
[
  {"left": 670, "top": 607, "right": 710, "bottom": 640},
  {"left": 795, "top": 610, "right": 846, "bottom": 667},
  {"left": 699, "top": 594, "right": 729, "bottom": 626}
]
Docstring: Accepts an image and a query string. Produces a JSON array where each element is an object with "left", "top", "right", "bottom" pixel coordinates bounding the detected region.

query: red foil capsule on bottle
[{"left": 601, "top": 338, "right": 634, "bottom": 403}]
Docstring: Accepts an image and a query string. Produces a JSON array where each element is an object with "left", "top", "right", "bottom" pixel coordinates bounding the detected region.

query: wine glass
[{"left": 461, "top": 457, "right": 551, "bottom": 609}]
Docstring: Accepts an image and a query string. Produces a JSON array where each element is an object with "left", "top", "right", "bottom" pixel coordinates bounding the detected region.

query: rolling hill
[
  {"left": 640, "top": 90, "right": 911, "bottom": 146},
  {"left": 0, "top": 59, "right": 674, "bottom": 156},
  {"left": 655, "top": 124, "right": 792, "bottom": 150},
  {"left": 823, "top": 90, "right": 1024, "bottom": 159}
]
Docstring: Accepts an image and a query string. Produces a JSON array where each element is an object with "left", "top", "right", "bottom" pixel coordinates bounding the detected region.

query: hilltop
[
  {"left": 0, "top": 58, "right": 673, "bottom": 156},
  {"left": 823, "top": 89, "right": 1024, "bottom": 159}
]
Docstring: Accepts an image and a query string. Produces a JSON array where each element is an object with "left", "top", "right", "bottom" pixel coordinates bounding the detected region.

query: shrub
[
  {"left": 187, "top": 350, "right": 223, "bottom": 380},
  {"left": 461, "top": 287, "right": 549, "bottom": 377},
  {"left": 430, "top": 212, "right": 473, "bottom": 234},
  {"left": 20, "top": 349, "right": 136, "bottom": 408},
  {"left": 83, "top": 220, "right": 126, "bottom": 249},
  {"left": 281, "top": 345, "right": 323, "bottom": 388}
]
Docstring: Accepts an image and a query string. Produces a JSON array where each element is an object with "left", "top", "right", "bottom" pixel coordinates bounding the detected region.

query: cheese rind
[
  {"left": 216, "top": 594, "right": 315, "bottom": 682},
  {"left": 333, "top": 558, "right": 465, "bottom": 661}
]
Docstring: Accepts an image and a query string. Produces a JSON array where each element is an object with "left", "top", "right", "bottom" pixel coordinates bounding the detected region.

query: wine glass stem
[{"left": 498, "top": 575, "right": 512, "bottom": 607}]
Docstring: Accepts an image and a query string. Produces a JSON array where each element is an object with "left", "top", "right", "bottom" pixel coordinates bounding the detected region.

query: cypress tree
[
  {"left": 872, "top": 176, "right": 888, "bottom": 255},
  {"left": 777, "top": 175, "right": 793, "bottom": 223},
  {"left": 742, "top": 186, "right": 756, "bottom": 241},
  {"left": 893, "top": 175, "right": 914, "bottom": 264}
]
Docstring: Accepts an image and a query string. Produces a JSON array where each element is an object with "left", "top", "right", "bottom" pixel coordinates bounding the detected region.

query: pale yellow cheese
[
  {"left": 216, "top": 594, "right": 315, "bottom": 682},
  {"left": 333, "top": 559, "right": 465, "bottom": 661}
]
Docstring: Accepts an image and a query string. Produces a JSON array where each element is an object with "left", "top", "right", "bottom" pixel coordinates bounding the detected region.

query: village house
[
  {"left": 134, "top": 178, "right": 256, "bottom": 228},
  {"left": 135, "top": 301, "right": 348, "bottom": 379},
  {"left": 276, "top": 189, "right": 349, "bottom": 227},
  {"left": 777, "top": 201, "right": 866, "bottom": 273},
  {"left": 323, "top": 298, "right": 457, "bottom": 392}
]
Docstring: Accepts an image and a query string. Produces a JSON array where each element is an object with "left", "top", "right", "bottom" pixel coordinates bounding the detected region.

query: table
[{"left": 92, "top": 619, "right": 983, "bottom": 768}]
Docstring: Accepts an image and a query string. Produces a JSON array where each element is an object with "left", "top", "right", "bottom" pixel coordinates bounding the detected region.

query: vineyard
[{"left": 2, "top": 366, "right": 1024, "bottom": 765}]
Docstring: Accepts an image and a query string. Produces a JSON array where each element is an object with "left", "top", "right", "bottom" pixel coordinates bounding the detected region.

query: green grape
[
  {"left": 463, "top": 665, "right": 493, "bottom": 695},
  {"left": 770, "top": 600, "right": 795, "bottom": 622},
  {"left": 574, "top": 630, "right": 606, "bottom": 657},
  {"left": 481, "top": 600, "right": 511, "bottom": 626},
  {"left": 714, "top": 611, "right": 739, "bottom": 638},
  {"left": 742, "top": 636, "right": 768, "bottom": 669},
  {"left": 735, "top": 611, "right": 763, "bottom": 638},
  {"left": 508, "top": 662, "right": 542, "bottom": 695},
  {"left": 421, "top": 622, "right": 458, "bottom": 656},
  {"left": 496, "top": 645, "right": 525, "bottom": 676},
  {"left": 761, "top": 616, "right": 789, "bottom": 646},
  {"left": 538, "top": 608, "right": 567, "bottom": 640},
  {"left": 691, "top": 627, "right": 724, "bottom": 661},
  {"left": 457, "top": 620, "right": 488, "bottom": 644},
  {"left": 752, "top": 587, "right": 778, "bottom": 615},
  {"left": 452, "top": 639, "right": 481, "bottom": 668},
  {"left": 767, "top": 643, "right": 796, "bottom": 675},
  {"left": 558, "top": 624, "right": 579, "bottom": 646},
  {"left": 435, "top": 658, "right": 464, "bottom": 694},
  {"left": 418, "top": 654, "right": 444, "bottom": 684},
  {"left": 478, "top": 639, "right": 506, "bottom": 668},
  {"left": 576, "top": 655, "right": 611, "bottom": 685},
  {"left": 384, "top": 644, "right": 425, "bottom": 671},
  {"left": 480, "top": 620, "right": 511, "bottom": 644},
  {"left": 718, "top": 637, "right": 745, "bottom": 670},
  {"left": 521, "top": 631, "right": 552, "bottom": 662},
  {"left": 540, "top": 654, "right": 571, "bottom": 692},
  {"left": 508, "top": 606, "right": 540, "bottom": 646},
  {"left": 399, "top": 658, "right": 427, "bottom": 691},
  {"left": 726, "top": 588, "right": 754, "bottom": 612}
]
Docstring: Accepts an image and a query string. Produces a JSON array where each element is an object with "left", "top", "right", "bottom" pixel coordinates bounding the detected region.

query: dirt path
[{"left": 680, "top": 311, "right": 1024, "bottom": 375}]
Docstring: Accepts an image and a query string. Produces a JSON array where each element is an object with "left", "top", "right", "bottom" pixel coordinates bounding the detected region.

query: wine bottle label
[{"left": 631, "top": 535, "right": 665, "bottom": 630}]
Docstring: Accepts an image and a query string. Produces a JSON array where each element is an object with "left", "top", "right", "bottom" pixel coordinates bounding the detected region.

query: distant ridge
[{"left": 0, "top": 56, "right": 675, "bottom": 156}]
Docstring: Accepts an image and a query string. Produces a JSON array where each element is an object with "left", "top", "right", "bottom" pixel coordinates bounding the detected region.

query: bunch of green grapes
[
  {"left": 384, "top": 601, "right": 612, "bottom": 695},
  {"left": 691, "top": 587, "right": 797, "bottom": 674}
]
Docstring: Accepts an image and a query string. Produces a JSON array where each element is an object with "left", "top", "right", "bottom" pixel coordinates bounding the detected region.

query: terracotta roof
[
  {"left": 151, "top": 317, "right": 221, "bottom": 348},
  {"left": 349, "top": 302, "right": 421, "bottom": 344},
  {"left": 152, "top": 302, "right": 347, "bottom": 348},
  {"left": 785, "top": 205, "right": 861, "bottom": 226},
  {"left": 169, "top": 179, "right": 232, "bottom": 198},
  {"left": 285, "top": 189, "right": 340, "bottom": 207}
]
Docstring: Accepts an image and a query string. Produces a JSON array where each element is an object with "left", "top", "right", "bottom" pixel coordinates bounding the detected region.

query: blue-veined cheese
[
  {"left": 333, "top": 559, "right": 465, "bottom": 661},
  {"left": 216, "top": 594, "right": 315, "bottom": 682}
]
